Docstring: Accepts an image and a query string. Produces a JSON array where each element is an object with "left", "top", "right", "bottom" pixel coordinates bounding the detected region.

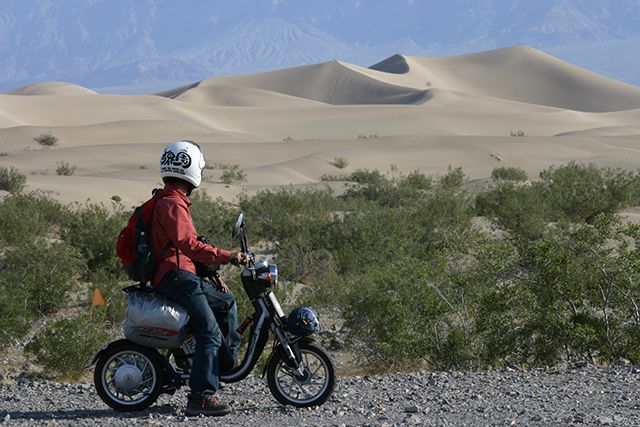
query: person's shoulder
[{"left": 156, "top": 190, "right": 188, "bottom": 210}]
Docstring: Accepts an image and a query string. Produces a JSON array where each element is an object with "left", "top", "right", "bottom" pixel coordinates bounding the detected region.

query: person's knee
[
  {"left": 196, "top": 331, "right": 223, "bottom": 348},
  {"left": 219, "top": 291, "right": 236, "bottom": 309}
]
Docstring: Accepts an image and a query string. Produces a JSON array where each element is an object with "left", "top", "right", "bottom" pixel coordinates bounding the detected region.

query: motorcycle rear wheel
[
  {"left": 94, "top": 342, "right": 164, "bottom": 412},
  {"left": 266, "top": 341, "right": 336, "bottom": 407}
]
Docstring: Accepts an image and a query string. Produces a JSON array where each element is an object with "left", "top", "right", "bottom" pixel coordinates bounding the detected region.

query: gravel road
[{"left": 1, "top": 364, "right": 639, "bottom": 426}]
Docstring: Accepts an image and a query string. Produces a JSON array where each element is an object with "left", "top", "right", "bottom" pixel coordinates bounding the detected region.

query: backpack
[{"left": 116, "top": 189, "right": 175, "bottom": 284}]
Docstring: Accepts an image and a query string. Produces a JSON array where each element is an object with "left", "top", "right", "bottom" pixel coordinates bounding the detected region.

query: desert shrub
[
  {"left": 1, "top": 239, "right": 83, "bottom": 317},
  {"left": 25, "top": 310, "right": 112, "bottom": 380},
  {"left": 414, "top": 170, "right": 470, "bottom": 243},
  {"left": 239, "top": 187, "right": 337, "bottom": 243},
  {"left": 190, "top": 191, "right": 238, "bottom": 248},
  {"left": 510, "top": 130, "right": 526, "bottom": 137},
  {"left": 344, "top": 259, "right": 452, "bottom": 369},
  {"left": 56, "top": 161, "right": 77, "bottom": 176},
  {"left": 0, "top": 166, "right": 27, "bottom": 193},
  {"left": 539, "top": 162, "right": 638, "bottom": 223},
  {"left": 34, "top": 131, "right": 59, "bottom": 146},
  {"left": 220, "top": 165, "right": 247, "bottom": 185},
  {"left": 475, "top": 162, "right": 639, "bottom": 238},
  {"left": 319, "top": 174, "right": 347, "bottom": 182},
  {"left": 475, "top": 181, "right": 548, "bottom": 239},
  {"left": 325, "top": 206, "right": 421, "bottom": 276},
  {"left": 4, "top": 161, "right": 640, "bottom": 374},
  {"left": 110, "top": 195, "right": 122, "bottom": 203},
  {"left": 62, "top": 203, "right": 128, "bottom": 279},
  {"left": 330, "top": 157, "right": 349, "bottom": 169},
  {"left": 0, "top": 288, "right": 33, "bottom": 349},
  {"left": 348, "top": 169, "right": 386, "bottom": 185},
  {"left": 519, "top": 216, "right": 640, "bottom": 364},
  {"left": 0, "top": 191, "right": 71, "bottom": 245},
  {"left": 470, "top": 239, "right": 533, "bottom": 366},
  {"left": 491, "top": 166, "right": 528, "bottom": 182},
  {"left": 344, "top": 168, "right": 432, "bottom": 208}
]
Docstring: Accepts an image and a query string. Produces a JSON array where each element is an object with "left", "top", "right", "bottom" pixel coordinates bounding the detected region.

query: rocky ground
[{"left": 1, "top": 363, "right": 639, "bottom": 426}]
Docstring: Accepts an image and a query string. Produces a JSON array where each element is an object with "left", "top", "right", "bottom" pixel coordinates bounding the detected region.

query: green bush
[
  {"left": 3, "top": 162, "right": 640, "bottom": 374},
  {"left": 539, "top": 162, "right": 638, "bottom": 223},
  {"left": 319, "top": 174, "right": 347, "bottom": 182},
  {"left": 190, "top": 191, "right": 237, "bottom": 248},
  {"left": 56, "top": 161, "right": 77, "bottom": 176},
  {"left": 475, "top": 181, "right": 548, "bottom": 239},
  {"left": 239, "top": 187, "right": 336, "bottom": 243},
  {"left": 344, "top": 168, "right": 432, "bottom": 208},
  {"left": 491, "top": 166, "right": 528, "bottom": 182},
  {"left": 0, "top": 239, "right": 83, "bottom": 348},
  {"left": 219, "top": 165, "right": 247, "bottom": 185},
  {"left": 0, "top": 166, "right": 27, "bottom": 193},
  {"left": 1, "top": 239, "right": 83, "bottom": 317},
  {"left": 330, "top": 157, "right": 349, "bottom": 169},
  {"left": 25, "top": 310, "right": 112, "bottom": 380},
  {"left": 62, "top": 202, "right": 128, "bottom": 279},
  {"left": 345, "top": 260, "right": 450, "bottom": 369},
  {"left": 34, "top": 131, "right": 59, "bottom": 146},
  {"left": 0, "top": 191, "right": 71, "bottom": 245},
  {"left": 0, "top": 288, "right": 33, "bottom": 349}
]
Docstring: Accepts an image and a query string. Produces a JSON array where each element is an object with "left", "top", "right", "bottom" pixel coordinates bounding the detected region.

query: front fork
[{"left": 262, "top": 291, "right": 309, "bottom": 378}]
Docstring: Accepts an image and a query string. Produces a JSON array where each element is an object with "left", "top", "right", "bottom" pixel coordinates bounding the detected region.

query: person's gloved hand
[{"left": 229, "top": 252, "right": 249, "bottom": 266}]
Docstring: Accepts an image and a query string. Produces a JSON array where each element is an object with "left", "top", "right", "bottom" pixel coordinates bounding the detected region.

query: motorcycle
[{"left": 92, "top": 212, "right": 336, "bottom": 411}]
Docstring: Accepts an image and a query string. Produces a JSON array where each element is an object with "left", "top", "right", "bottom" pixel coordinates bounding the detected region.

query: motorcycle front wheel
[
  {"left": 266, "top": 340, "right": 336, "bottom": 407},
  {"left": 94, "top": 342, "right": 164, "bottom": 412}
]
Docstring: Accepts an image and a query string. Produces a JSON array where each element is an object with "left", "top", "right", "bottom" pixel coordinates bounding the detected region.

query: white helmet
[{"left": 160, "top": 140, "right": 206, "bottom": 188}]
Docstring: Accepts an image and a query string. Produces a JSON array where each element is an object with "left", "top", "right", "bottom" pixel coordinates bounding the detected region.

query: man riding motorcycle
[{"left": 152, "top": 140, "right": 248, "bottom": 417}]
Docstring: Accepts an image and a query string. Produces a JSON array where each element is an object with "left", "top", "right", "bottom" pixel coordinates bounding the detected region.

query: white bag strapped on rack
[{"left": 123, "top": 288, "right": 190, "bottom": 348}]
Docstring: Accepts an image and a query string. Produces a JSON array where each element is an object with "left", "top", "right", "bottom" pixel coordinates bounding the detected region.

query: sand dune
[
  {"left": 184, "top": 60, "right": 432, "bottom": 105},
  {"left": 173, "top": 83, "right": 327, "bottom": 107},
  {"left": 371, "top": 46, "right": 640, "bottom": 112},
  {"left": 8, "top": 82, "right": 98, "bottom": 96},
  {"left": 1, "top": 46, "right": 639, "bottom": 204},
  {"left": 170, "top": 46, "right": 640, "bottom": 111},
  {"left": 556, "top": 125, "right": 640, "bottom": 137}
]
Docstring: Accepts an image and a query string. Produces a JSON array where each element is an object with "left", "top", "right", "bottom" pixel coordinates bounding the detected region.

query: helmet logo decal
[{"left": 161, "top": 150, "right": 192, "bottom": 169}]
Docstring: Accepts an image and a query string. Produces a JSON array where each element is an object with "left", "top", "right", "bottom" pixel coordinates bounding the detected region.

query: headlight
[{"left": 257, "top": 263, "right": 278, "bottom": 287}]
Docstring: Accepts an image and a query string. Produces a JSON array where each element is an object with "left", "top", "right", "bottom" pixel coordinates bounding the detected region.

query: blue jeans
[{"left": 156, "top": 269, "right": 240, "bottom": 398}]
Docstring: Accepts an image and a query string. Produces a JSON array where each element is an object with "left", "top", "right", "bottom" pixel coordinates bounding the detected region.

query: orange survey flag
[{"left": 92, "top": 288, "right": 105, "bottom": 307}]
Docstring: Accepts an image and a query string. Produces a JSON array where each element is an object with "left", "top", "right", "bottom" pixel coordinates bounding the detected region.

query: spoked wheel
[
  {"left": 94, "top": 343, "right": 164, "bottom": 412},
  {"left": 266, "top": 341, "right": 336, "bottom": 407}
]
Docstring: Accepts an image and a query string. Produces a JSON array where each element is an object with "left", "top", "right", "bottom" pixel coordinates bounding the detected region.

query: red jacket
[{"left": 151, "top": 183, "right": 231, "bottom": 286}]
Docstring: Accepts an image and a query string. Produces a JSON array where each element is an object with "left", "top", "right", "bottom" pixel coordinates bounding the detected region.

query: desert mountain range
[
  {"left": 0, "top": 46, "right": 639, "bottom": 205},
  {"left": 2, "top": 0, "right": 640, "bottom": 92}
]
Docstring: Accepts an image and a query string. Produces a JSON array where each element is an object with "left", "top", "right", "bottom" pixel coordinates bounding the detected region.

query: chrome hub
[{"left": 113, "top": 364, "right": 143, "bottom": 393}]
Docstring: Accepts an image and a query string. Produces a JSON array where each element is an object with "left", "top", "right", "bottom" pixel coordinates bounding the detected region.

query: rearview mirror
[{"left": 232, "top": 212, "right": 245, "bottom": 239}]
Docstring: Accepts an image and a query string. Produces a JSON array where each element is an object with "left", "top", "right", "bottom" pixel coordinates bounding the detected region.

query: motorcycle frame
[
  {"left": 92, "top": 212, "right": 307, "bottom": 394},
  {"left": 167, "top": 274, "right": 301, "bottom": 387}
]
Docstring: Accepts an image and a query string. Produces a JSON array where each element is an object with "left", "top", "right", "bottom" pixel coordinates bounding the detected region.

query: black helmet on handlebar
[{"left": 286, "top": 307, "right": 320, "bottom": 337}]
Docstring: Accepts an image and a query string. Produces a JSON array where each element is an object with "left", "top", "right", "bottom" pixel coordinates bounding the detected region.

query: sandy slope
[{"left": 0, "top": 46, "right": 639, "bottom": 205}]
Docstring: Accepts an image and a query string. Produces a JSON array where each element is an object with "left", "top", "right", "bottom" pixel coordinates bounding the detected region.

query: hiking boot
[{"left": 185, "top": 395, "right": 232, "bottom": 417}]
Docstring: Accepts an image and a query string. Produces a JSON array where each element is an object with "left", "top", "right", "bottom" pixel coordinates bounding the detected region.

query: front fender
[{"left": 87, "top": 338, "right": 132, "bottom": 367}]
